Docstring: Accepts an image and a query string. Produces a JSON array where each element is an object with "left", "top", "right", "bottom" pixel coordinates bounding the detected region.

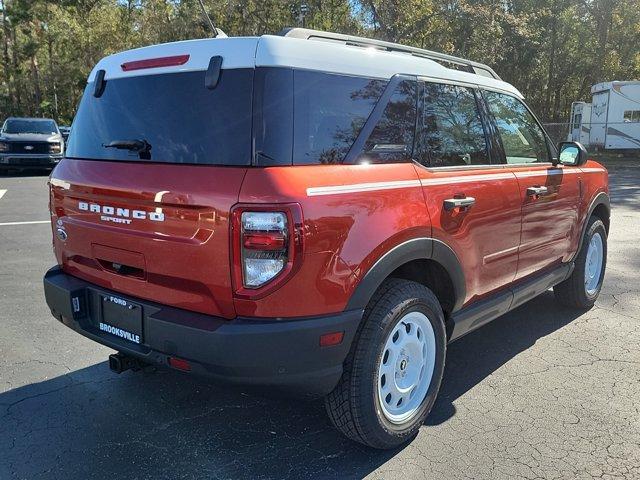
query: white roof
[
  {"left": 592, "top": 80, "right": 640, "bottom": 93},
  {"left": 89, "top": 35, "right": 522, "bottom": 98}
]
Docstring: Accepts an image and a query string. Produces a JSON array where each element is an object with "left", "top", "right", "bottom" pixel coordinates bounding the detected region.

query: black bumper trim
[{"left": 44, "top": 266, "right": 363, "bottom": 397}]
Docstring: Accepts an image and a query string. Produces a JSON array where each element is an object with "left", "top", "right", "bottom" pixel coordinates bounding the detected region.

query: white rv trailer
[
  {"left": 589, "top": 81, "right": 640, "bottom": 150},
  {"left": 567, "top": 101, "right": 592, "bottom": 145}
]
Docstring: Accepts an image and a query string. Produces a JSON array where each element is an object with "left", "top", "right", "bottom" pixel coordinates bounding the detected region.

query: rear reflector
[
  {"left": 320, "top": 331, "right": 344, "bottom": 347},
  {"left": 243, "top": 232, "right": 286, "bottom": 250},
  {"left": 168, "top": 356, "right": 191, "bottom": 371},
  {"left": 121, "top": 54, "right": 190, "bottom": 72}
]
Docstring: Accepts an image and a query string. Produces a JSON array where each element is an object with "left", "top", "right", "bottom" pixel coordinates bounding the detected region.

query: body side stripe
[{"left": 306, "top": 172, "right": 516, "bottom": 196}]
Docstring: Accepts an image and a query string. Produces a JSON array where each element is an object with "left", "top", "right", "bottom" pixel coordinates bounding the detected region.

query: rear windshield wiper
[
  {"left": 103, "top": 139, "right": 152, "bottom": 159},
  {"left": 103, "top": 139, "right": 151, "bottom": 151}
]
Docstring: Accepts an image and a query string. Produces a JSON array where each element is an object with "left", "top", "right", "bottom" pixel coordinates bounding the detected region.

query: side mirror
[{"left": 557, "top": 141, "right": 588, "bottom": 166}]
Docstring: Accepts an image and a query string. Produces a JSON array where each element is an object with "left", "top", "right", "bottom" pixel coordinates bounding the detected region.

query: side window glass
[
  {"left": 623, "top": 110, "right": 640, "bottom": 122},
  {"left": 484, "top": 91, "right": 549, "bottom": 164},
  {"left": 292, "top": 71, "right": 386, "bottom": 165},
  {"left": 360, "top": 80, "right": 418, "bottom": 163},
  {"left": 417, "top": 83, "right": 489, "bottom": 167},
  {"left": 573, "top": 113, "right": 582, "bottom": 127}
]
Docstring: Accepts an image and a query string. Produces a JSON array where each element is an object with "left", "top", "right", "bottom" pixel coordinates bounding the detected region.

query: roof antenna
[{"left": 197, "top": 0, "right": 219, "bottom": 37}]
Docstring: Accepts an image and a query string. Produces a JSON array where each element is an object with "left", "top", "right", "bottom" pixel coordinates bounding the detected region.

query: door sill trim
[{"left": 449, "top": 262, "right": 573, "bottom": 342}]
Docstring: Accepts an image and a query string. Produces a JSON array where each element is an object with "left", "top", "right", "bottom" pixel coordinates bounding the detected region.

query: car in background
[{"left": 0, "top": 117, "right": 64, "bottom": 174}]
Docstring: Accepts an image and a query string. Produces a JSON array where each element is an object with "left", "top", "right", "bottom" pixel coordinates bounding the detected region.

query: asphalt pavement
[{"left": 0, "top": 166, "right": 638, "bottom": 479}]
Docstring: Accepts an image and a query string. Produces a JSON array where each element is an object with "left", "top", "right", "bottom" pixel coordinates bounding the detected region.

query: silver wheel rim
[
  {"left": 584, "top": 232, "right": 604, "bottom": 296},
  {"left": 377, "top": 311, "right": 436, "bottom": 425}
]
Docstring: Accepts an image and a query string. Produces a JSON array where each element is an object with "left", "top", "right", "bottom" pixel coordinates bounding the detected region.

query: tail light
[
  {"left": 231, "top": 204, "right": 304, "bottom": 299},
  {"left": 121, "top": 54, "right": 190, "bottom": 71}
]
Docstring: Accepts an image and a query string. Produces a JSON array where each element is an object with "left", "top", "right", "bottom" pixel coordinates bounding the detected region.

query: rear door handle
[
  {"left": 443, "top": 197, "right": 475, "bottom": 211},
  {"left": 526, "top": 186, "right": 549, "bottom": 197}
]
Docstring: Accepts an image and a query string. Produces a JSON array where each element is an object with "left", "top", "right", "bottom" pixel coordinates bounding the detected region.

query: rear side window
[
  {"left": 417, "top": 82, "right": 489, "bottom": 167},
  {"left": 254, "top": 68, "right": 294, "bottom": 165},
  {"left": 359, "top": 80, "right": 418, "bottom": 163},
  {"left": 292, "top": 71, "right": 386, "bottom": 165},
  {"left": 484, "top": 91, "right": 549, "bottom": 164},
  {"left": 66, "top": 69, "right": 253, "bottom": 165}
]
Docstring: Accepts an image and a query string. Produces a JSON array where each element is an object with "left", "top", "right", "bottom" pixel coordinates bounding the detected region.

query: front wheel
[
  {"left": 325, "top": 279, "right": 446, "bottom": 449},
  {"left": 554, "top": 216, "right": 607, "bottom": 308}
]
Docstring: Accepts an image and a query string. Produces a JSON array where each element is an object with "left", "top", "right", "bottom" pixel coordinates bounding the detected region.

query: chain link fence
[{"left": 542, "top": 123, "right": 571, "bottom": 146}]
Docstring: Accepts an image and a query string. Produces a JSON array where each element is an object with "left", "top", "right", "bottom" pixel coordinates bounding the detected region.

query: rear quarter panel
[
  {"left": 237, "top": 163, "right": 430, "bottom": 317},
  {"left": 578, "top": 160, "right": 609, "bottom": 239}
]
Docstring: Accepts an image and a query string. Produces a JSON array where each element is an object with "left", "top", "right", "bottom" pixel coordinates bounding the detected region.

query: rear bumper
[{"left": 43, "top": 266, "right": 362, "bottom": 397}]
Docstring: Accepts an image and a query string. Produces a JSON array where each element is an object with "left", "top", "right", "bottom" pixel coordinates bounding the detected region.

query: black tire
[
  {"left": 325, "top": 278, "right": 446, "bottom": 449},
  {"left": 554, "top": 217, "right": 607, "bottom": 309}
]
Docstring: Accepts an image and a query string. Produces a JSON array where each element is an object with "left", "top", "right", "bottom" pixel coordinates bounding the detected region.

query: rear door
[
  {"left": 570, "top": 103, "right": 582, "bottom": 142},
  {"left": 412, "top": 81, "right": 522, "bottom": 306},
  {"left": 590, "top": 90, "right": 609, "bottom": 146},
  {"left": 482, "top": 90, "right": 581, "bottom": 280}
]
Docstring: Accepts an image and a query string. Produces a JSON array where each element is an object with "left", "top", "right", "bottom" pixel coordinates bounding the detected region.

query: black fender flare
[
  {"left": 570, "top": 191, "right": 610, "bottom": 262},
  {"left": 345, "top": 238, "right": 466, "bottom": 313}
]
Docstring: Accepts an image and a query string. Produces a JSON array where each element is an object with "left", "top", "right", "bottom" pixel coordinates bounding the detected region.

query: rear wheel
[
  {"left": 325, "top": 279, "right": 446, "bottom": 449},
  {"left": 554, "top": 217, "right": 607, "bottom": 308}
]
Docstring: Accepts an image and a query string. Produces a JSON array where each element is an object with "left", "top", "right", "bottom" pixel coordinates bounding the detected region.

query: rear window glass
[
  {"left": 359, "top": 79, "right": 418, "bottom": 163},
  {"left": 292, "top": 71, "right": 386, "bottom": 165},
  {"left": 66, "top": 69, "right": 253, "bottom": 165}
]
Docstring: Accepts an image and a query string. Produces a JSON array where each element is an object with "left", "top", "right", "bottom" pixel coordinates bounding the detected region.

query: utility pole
[{"left": 298, "top": 3, "right": 309, "bottom": 28}]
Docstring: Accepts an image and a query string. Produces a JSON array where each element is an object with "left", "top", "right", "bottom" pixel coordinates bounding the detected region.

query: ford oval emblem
[{"left": 56, "top": 228, "right": 68, "bottom": 241}]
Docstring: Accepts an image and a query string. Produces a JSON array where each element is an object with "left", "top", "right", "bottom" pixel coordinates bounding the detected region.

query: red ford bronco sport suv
[{"left": 43, "top": 28, "right": 610, "bottom": 449}]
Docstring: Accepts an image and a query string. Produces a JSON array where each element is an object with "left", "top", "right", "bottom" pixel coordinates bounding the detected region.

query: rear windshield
[
  {"left": 66, "top": 69, "right": 253, "bottom": 165},
  {"left": 3, "top": 119, "right": 58, "bottom": 135}
]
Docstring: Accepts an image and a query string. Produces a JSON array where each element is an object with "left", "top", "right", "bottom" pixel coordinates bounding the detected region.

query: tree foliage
[{"left": 0, "top": 0, "right": 638, "bottom": 124}]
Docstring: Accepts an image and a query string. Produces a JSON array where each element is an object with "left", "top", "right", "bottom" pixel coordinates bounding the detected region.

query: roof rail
[{"left": 278, "top": 28, "right": 501, "bottom": 80}]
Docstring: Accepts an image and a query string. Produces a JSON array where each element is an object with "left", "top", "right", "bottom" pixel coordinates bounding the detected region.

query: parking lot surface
[{"left": 1, "top": 166, "right": 638, "bottom": 479}]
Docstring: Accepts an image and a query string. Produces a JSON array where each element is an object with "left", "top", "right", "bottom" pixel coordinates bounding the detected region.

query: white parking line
[
  {"left": 0, "top": 220, "right": 50, "bottom": 226},
  {"left": 0, "top": 189, "right": 6, "bottom": 200}
]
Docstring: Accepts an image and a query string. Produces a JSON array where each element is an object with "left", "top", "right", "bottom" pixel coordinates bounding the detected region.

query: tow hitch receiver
[{"left": 108, "top": 352, "right": 145, "bottom": 374}]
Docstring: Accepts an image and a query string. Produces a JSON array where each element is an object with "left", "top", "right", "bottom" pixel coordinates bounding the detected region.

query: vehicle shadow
[
  {"left": 427, "top": 292, "right": 584, "bottom": 425},
  {"left": 0, "top": 292, "right": 584, "bottom": 479}
]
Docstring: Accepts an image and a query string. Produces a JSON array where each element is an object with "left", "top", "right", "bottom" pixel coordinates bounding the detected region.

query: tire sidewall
[
  {"left": 577, "top": 219, "right": 607, "bottom": 303},
  {"left": 357, "top": 290, "right": 446, "bottom": 443}
]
